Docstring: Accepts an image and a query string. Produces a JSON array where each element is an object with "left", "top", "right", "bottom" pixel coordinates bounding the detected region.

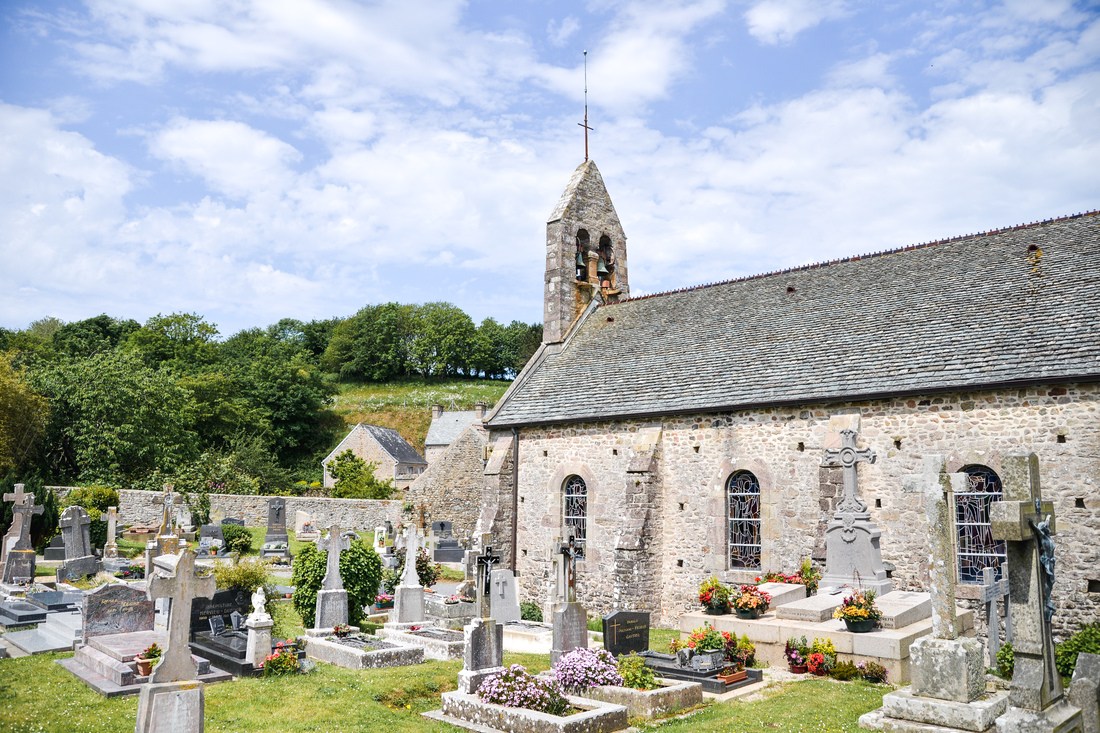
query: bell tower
[{"left": 543, "top": 160, "right": 629, "bottom": 344}]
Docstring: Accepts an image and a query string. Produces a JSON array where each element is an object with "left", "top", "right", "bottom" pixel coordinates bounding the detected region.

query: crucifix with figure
[
  {"left": 475, "top": 537, "right": 501, "bottom": 619},
  {"left": 558, "top": 534, "right": 580, "bottom": 603}
]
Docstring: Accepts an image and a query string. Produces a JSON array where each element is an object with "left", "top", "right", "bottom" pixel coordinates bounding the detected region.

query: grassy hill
[{"left": 330, "top": 378, "right": 512, "bottom": 454}]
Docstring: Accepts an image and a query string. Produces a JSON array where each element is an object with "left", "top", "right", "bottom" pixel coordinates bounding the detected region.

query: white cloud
[
  {"left": 744, "top": 0, "right": 848, "bottom": 45},
  {"left": 548, "top": 16, "right": 581, "bottom": 47}
]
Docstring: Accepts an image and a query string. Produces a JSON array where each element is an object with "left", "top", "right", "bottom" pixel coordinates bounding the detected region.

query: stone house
[
  {"left": 424, "top": 403, "right": 488, "bottom": 464},
  {"left": 463, "top": 159, "right": 1099, "bottom": 633},
  {"left": 321, "top": 424, "right": 427, "bottom": 491}
]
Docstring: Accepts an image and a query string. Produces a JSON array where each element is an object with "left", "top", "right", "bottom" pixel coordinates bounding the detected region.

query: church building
[{"left": 419, "top": 159, "right": 1100, "bottom": 636}]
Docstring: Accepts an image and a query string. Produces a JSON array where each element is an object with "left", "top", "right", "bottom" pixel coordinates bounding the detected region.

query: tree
[
  {"left": 326, "top": 449, "right": 394, "bottom": 499},
  {"left": 291, "top": 539, "right": 382, "bottom": 627},
  {"left": 472, "top": 317, "right": 508, "bottom": 379},
  {"left": 52, "top": 315, "right": 140, "bottom": 358},
  {"left": 124, "top": 312, "right": 219, "bottom": 373},
  {"left": 505, "top": 320, "right": 543, "bottom": 376},
  {"left": 408, "top": 302, "right": 475, "bottom": 377},
  {"left": 0, "top": 353, "right": 48, "bottom": 475},
  {"left": 322, "top": 303, "right": 415, "bottom": 381}
]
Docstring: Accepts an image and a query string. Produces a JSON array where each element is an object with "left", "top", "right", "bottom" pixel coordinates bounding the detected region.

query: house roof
[
  {"left": 486, "top": 211, "right": 1100, "bottom": 428},
  {"left": 323, "top": 424, "right": 427, "bottom": 465},
  {"left": 425, "top": 411, "right": 480, "bottom": 447}
]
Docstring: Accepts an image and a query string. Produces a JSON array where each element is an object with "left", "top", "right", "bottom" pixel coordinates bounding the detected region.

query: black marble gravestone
[{"left": 602, "top": 610, "right": 650, "bottom": 657}]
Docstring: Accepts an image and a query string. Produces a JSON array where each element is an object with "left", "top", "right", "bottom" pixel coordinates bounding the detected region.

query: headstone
[
  {"left": 208, "top": 615, "right": 226, "bottom": 636},
  {"left": 982, "top": 565, "right": 1013, "bottom": 667},
  {"left": 315, "top": 524, "right": 354, "bottom": 629},
  {"left": 245, "top": 586, "right": 273, "bottom": 669},
  {"left": 2, "top": 484, "right": 43, "bottom": 584},
  {"left": 1068, "top": 653, "right": 1099, "bottom": 733},
  {"left": 393, "top": 525, "right": 425, "bottom": 624},
  {"left": 551, "top": 535, "right": 588, "bottom": 665},
  {"left": 489, "top": 569, "right": 521, "bottom": 623},
  {"left": 44, "top": 535, "right": 66, "bottom": 562},
  {"left": 602, "top": 610, "right": 650, "bottom": 657},
  {"left": 456, "top": 537, "right": 505, "bottom": 695},
  {"left": 990, "top": 453, "right": 1082, "bottom": 731},
  {"left": 190, "top": 588, "right": 250, "bottom": 637},
  {"left": 230, "top": 610, "right": 243, "bottom": 631},
  {"left": 57, "top": 505, "right": 101, "bottom": 581},
  {"left": 104, "top": 506, "right": 120, "bottom": 559},
  {"left": 151, "top": 485, "right": 180, "bottom": 556},
  {"left": 431, "top": 520, "right": 465, "bottom": 563},
  {"left": 818, "top": 429, "right": 892, "bottom": 595},
  {"left": 861, "top": 457, "right": 1010, "bottom": 733},
  {"left": 293, "top": 510, "right": 315, "bottom": 535},
  {"left": 261, "top": 498, "right": 290, "bottom": 559},
  {"left": 456, "top": 542, "right": 478, "bottom": 602},
  {"left": 83, "top": 583, "right": 155, "bottom": 643}
]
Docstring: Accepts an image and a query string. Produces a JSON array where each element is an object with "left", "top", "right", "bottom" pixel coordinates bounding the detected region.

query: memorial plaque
[
  {"left": 209, "top": 615, "right": 226, "bottom": 636},
  {"left": 602, "top": 610, "right": 651, "bottom": 657}
]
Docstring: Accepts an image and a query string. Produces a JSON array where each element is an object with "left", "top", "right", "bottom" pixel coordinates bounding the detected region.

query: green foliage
[
  {"left": 214, "top": 558, "right": 270, "bottom": 592},
  {"left": 520, "top": 600, "right": 543, "bottom": 622},
  {"left": 184, "top": 490, "right": 211, "bottom": 526},
  {"left": 60, "top": 486, "right": 118, "bottom": 551},
  {"left": 291, "top": 539, "right": 382, "bottom": 628},
  {"left": 222, "top": 523, "right": 254, "bottom": 555},
  {"left": 380, "top": 567, "right": 400, "bottom": 595},
  {"left": 123, "top": 312, "right": 219, "bottom": 373},
  {"left": 393, "top": 546, "right": 442, "bottom": 588},
  {"left": 587, "top": 616, "right": 603, "bottom": 632},
  {"left": 860, "top": 661, "right": 889, "bottom": 683},
  {"left": 829, "top": 661, "right": 861, "bottom": 681},
  {"left": 326, "top": 449, "right": 394, "bottom": 499},
  {"left": 618, "top": 653, "right": 659, "bottom": 690},
  {"left": 996, "top": 642, "right": 1015, "bottom": 679},
  {"left": 0, "top": 353, "right": 48, "bottom": 475},
  {"left": 1055, "top": 623, "right": 1100, "bottom": 678},
  {"left": 52, "top": 315, "right": 140, "bottom": 359}
]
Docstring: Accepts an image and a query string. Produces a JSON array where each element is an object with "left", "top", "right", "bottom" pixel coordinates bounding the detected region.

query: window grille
[
  {"left": 727, "top": 471, "right": 761, "bottom": 569},
  {"left": 955, "top": 464, "right": 1006, "bottom": 583},
  {"left": 563, "top": 475, "right": 587, "bottom": 559}
]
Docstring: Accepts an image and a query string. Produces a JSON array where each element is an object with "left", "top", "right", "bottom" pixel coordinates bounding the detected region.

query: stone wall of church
[{"left": 509, "top": 382, "right": 1100, "bottom": 639}]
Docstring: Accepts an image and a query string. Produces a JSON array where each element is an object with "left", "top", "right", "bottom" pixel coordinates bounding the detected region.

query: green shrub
[
  {"left": 996, "top": 642, "right": 1014, "bottom": 679},
  {"left": 214, "top": 558, "right": 270, "bottom": 592},
  {"left": 520, "top": 600, "right": 543, "bottom": 622},
  {"left": 618, "top": 653, "right": 659, "bottom": 690},
  {"left": 221, "top": 523, "right": 253, "bottom": 555},
  {"left": 291, "top": 540, "right": 381, "bottom": 628},
  {"left": 830, "top": 661, "right": 861, "bottom": 681},
  {"left": 588, "top": 617, "right": 603, "bottom": 632},
  {"left": 380, "top": 568, "right": 400, "bottom": 595},
  {"left": 393, "top": 547, "right": 442, "bottom": 588},
  {"left": 1055, "top": 623, "right": 1100, "bottom": 678}
]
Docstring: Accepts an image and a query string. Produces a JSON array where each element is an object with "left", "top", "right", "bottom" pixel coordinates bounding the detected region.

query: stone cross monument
[
  {"left": 475, "top": 535, "right": 501, "bottom": 620},
  {"left": 393, "top": 524, "right": 425, "bottom": 624},
  {"left": 456, "top": 537, "right": 505, "bottom": 695},
  {"left": 2, "top": 484, "right": 42, "bottom": 584},
  {"left": 551, "top": 533, "right": 588, "bottom": 665},
  {"left": 314, "top": 524, "right": 354, "bottom": 630},
  {"left": 57, "top": 505, "right": 100, "bottom": 581},
  {"left": 151, "top": 485, "right": 180, "bottom": 556},
  {"left": 990, "top": 453, "right": 1082, "bottom": 732},
  {"left": 862, "top": 456, "right": 1010, "bottom": 732},
  {"left": 135, "top": 549, "right": 216, "bottom": 733},
  {"left": 818, "top": 429, "right": 892, "bottom": 594}
]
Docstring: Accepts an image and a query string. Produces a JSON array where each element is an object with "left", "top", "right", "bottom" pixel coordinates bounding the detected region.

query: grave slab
[
  {"left": 775, "top": 593, "right": 845, "bottom": 622},
  {"left": 877, "top": 591, "right": 933, "bottom": 630}
]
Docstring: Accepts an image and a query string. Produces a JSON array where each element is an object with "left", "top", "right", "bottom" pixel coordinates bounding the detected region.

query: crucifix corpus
[
  {"left": 558, "top": 534, "right": 580, "bottom": 604},
  {"left": 475, "top": 535, "right": 501, "bottom": 620},
  {"left": 152, "top": 484, "right": 177, "bottom": 536}
]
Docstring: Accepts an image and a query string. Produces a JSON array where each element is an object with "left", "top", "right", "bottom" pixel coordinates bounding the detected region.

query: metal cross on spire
[{"left": 578, "top": 50, "right": 593, "bottom": 161}]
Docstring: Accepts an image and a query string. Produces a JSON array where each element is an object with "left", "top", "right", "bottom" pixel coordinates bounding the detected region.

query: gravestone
[
  {"left": 551, "top": 535, "right": 588, "bottom": 665},
  {"left": 104, "top": 506, "right": 120, "bottom": 558},
  {"left": 189, "top": 587, "right": 251, "bottom": 677},
  {"left": 1068, "top": 653, "right": 1099, "bottom": 733},
  {"left": 136, "top": 549, "right": 216, "bottom": 733},
  {"left": 261, "top": 498, "right": 290, "bottom": 559},
  {"left": 393, "top": 525, "right": 425, "bottom": 624},
  {"left": 295, "top": 510, "right": 319, "bottom": 540},
  {"left": 57, "top": 505, "right": 101, "bottom": 581},
  {"left": 195, "top": 524, "right": 226, "bottom": 559},
  {"left": 2, "top": 484, "right": 43, "bottom": 585},
  {"left": 456, "top": 541, "right": 478, "bottom": 602},
  {"left": 602, "top": 610, "right": 650, "bottom": 657},
  {"left": 431, "top": 520, "right": 464, "bottom": 563},
  {"left": 862, "top": 457, "right": 1009, "bottom": 732},
  {"left": 982, "top": 565, "right": 1013, "bottom": 667},
  {"left": 990, "top": 453, "right": 1082, "bottom": 732},
  {"left": 189, "top": 588, "right": 250, "bottom": 636},
  {"left": 44, "top": 535, "right": 66, "bottom": 561},
  {"left": 818, "top": 429, "right": 892, "bottom": 595},
  {"left": 489, "top": 568, "right": 521, "bottom": 623},
  {"left": 152, "top": 485, "right": 181, "bottom": 556},
  {"left": 315, "top": 524, "right": 355, "bottom": 629},
  {"left": 456, "top": 536, "right": 504, "bottom": 694},
  {"left": 83, "top": 582, "right": 155, "bottom": 643}
]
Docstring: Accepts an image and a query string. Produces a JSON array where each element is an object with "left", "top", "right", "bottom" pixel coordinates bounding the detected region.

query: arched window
[
  {"left": 955, "top": 464, "right": 1007, "bottom": 583},
  {"left": 727, "top": 471, "right": 761, "bottom": 569},
  {"left": 563, "top": 474, "right": 587, "bottom": 558}
]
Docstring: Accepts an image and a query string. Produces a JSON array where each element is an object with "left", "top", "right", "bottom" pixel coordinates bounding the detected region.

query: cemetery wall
[
  {"left": 117, "top": 490, "right": 404, "bottom": 533},
  {"left": 507, "top": 381, "right": 1100, "bottom": 637}
]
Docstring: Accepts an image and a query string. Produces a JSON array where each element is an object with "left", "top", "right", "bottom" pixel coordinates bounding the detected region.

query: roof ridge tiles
[{"left": 614, "top": 209, "right": 1098, "bottom": 306}]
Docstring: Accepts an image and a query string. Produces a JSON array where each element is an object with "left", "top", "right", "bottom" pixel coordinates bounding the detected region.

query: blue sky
[{"left": 2, "top": 0, "right": 1098, "bottom": 336}]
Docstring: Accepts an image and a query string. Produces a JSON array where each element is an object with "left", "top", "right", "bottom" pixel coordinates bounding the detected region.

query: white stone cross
[
  {"left": 2, "top": 484, "right": 42, "bottom": 555},
  {"left": 318, "top": 524, "right": 354, "bottom": 591},
  {"left": 399, "top": 524, "right": 421, "bottom": 587},
  {"left": 147, "top": 549, "right": 216, "bottom": 683}
]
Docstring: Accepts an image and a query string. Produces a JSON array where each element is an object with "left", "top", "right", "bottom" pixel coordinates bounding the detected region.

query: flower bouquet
[
  {"left": 698, "top": 577, "right": 731, "bottom": 615},
  {"left": 732, "top": 584, "right": 771, "bottom": 619},
  {"left": 375, "top": 592, "right": 394, "bottom": 609},
  {"left": 833, "top": 589, "right": 882, "bottom": 632},
  {"left": 785, "top": 636, "right": 810, "bottom": 673},
  {"left": 135, "top": 642, "right": 162, "bottom": 676}
]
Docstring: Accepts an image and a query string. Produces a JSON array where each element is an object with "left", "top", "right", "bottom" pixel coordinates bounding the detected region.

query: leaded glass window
[
  {"left": 955, "top": 464, "right": 1006, "bottom": 583},
  {"left": 563, "top": 475, "right": 587, "bottom": 559},
  {"left": 727, "top": 471, "right": 761, "bottom": 569}
]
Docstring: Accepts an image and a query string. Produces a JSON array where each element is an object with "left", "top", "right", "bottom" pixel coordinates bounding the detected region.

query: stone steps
[
  {"left": 4, "top": 611, "right": 82, "bottom": 654},
  {"left": 74, "top": 642, "right": 136, "bottom": 686}
]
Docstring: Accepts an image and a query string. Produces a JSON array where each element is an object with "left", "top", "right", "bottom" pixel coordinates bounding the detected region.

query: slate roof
[
  {"left": 425, "top": 411, "right": 480, "bottom": 447},
  {"left": 487, "top": 211, "right": 1100, "bottom": 427},
  {"left": 323, "top": 424, "right": 427, "bottom": 465}
]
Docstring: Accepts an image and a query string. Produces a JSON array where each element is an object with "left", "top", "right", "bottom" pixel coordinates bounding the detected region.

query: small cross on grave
[
  {"left": 558, "top": 534, "right": 580, "bottom": 603},
  {"left": 399, "top": 524, "right": 421, "bottom": 587},
  {"left": 822, "top": 429, "right": 876, "bottom": 531},
  {"left": 151, "top": 484, "right": 177, "bottom": 537},
  {"left": 475, "top": 536, "right": 501, "bottom": 619},
  {"left": 147, "top": 549, "right": 216, "bottom": 683},
  {"left": 981, "top": 565, "right": 1012, "bottom": 666}
]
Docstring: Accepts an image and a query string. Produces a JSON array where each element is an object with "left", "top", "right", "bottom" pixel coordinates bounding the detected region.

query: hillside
[{"left": 330, "top": 378, "right": 512, "bottom": 455}]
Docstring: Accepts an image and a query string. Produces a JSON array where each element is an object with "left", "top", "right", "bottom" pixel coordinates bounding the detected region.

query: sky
[{"left": 1, "top": 0, "right": 1098, "bottom": 337}]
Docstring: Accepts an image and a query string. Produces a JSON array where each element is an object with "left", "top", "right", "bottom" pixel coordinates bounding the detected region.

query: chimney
[
  {"left": 431, "top": 404, "right": 443, "bottom": 419},
  {"left": 474, "top": 402, "right": 487, "bottom": 420}
]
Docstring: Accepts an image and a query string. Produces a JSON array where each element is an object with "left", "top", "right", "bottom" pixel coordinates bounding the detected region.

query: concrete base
[
  {"left": 432, "top": 690, "right": 628, "bottom": 733},
  {"left": 858, "top": 688, "right": 1009, "bottom": 732},
  {"left": 245, "top": 616, "right": 273, "bottom": 668},
  {"left": 314, "top": 588, "right": 348, "bottom": 630},
  {"left": 578, "top": 679, "right": 703, "bottom": 719},
  {"left": 910, "top": 637, "right": 987, "bottom": 703},
  {"left": 995, "top": 701, "right": 1083, "bottom": 733},
  {"left": 135, "top": 680, "right": 205, "bottom": 733},
  {"left": 304, "top": 634, "right": 423, "bottom": 670},
  {"left": 380, "top": 625, "right": 465, "bottom": 660}
]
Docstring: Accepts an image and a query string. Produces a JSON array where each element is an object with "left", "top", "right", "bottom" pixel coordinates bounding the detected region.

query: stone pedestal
[
  {"left": 818, "top": 515, "right": 894, "bottom": 596},
  {"left": 457, "top": 617, "right": 504, "bottom": 694},
  {"left": 394, "top": 584, "right": 424, "bottom": 624},
  {"left": 911, "top": 637, "right": 987, "bottom": 703},
  {"left": 1, "top": 549, "right": 35, "bottom": 585},
  {"left": 245, "top": 615, "right": 273, "bottom": 669},
  {"left": 315, "top": 588, "right": 348, "bottom": 630},
  {"left": 551, "top": 601, "right": 588, "bottom": 665},
  {"left": 135, "top": 680, "right": 205, "bottom": 733}
]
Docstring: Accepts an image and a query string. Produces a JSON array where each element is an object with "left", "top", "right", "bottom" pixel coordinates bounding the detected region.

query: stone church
[{"left": 409, "top": 159, "right": 1099, "bottom": 634}]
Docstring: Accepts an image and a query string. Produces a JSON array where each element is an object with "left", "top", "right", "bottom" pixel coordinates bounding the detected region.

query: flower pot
[
  {"left": 376, "top": 601, "right": 394, "bottom": 609},
  {"left": 811, "top": 668, "right": 828, "bottom": 676},
  {"left": 717, "top": 669, "right": 748, "bottom": 684},
  {"left": 703, "top": 605, "right": 729, "bottom": 616},
  {"left": 844, "top": 618, "right": 876, "bottom": 633},
  {"left": 788, "top": 664, "right": 808, "bottom": 674},
  {"left": 735, "top": 608, "right": 762, "bottom": 620},
  {"left": 135, "top": 657, "right": 155, "bottom": 676}
]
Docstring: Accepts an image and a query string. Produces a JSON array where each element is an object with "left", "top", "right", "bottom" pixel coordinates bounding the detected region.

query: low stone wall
[{"left": 118, "top": 489, "right": 404, "bottom": 532}]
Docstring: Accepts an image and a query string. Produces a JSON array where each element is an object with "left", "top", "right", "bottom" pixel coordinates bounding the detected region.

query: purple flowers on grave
[
  {"left": 553, "top": 647, "right": 623, "bottom": 691},
  {"left": 477, "top": 664, "right": 569, "bottom": 715}
]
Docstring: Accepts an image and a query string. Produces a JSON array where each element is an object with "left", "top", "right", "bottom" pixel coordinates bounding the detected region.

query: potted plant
[
  {"left": 135, "top": 642, "right": 162, "bottom": 676},
  {"left": 685, "top": 623, "right": 729, "bottom": 653},
  {"left": 785, "top": 636, "right": 810, "bottom": 673},
  {"left": 832, "top": 589, "right": 882, "bottom": 632},
  {"left": 717, "top": 664, "right": 747, "bottom": 684},
  {"left": 332, "top": 624, "right": 352, "bottom": 638},
  {"left": 698, "top": 577, "right": 731, "bottom": 615},
  {"left": 807, "top": 652, "right": 828, "bottom": 676},
  {"left": 732, "top": 584, "right": 771, "bottom": 619},
  {"left": 375, "top": 592, "right": 394, "bottom": 609}
]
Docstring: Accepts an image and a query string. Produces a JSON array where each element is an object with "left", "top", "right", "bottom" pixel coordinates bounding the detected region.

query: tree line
[{"left": 0, "top": 304, "right": 540, "bottom": 498}]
